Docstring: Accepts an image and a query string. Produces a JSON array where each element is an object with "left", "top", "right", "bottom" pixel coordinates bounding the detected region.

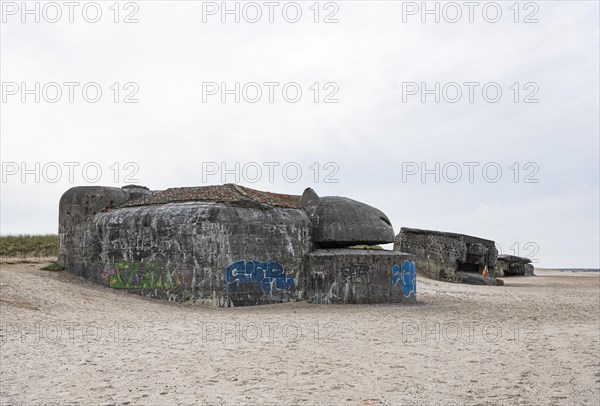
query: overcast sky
[{"left": 1, "top": 0, "right": 598, "bottom": 268}]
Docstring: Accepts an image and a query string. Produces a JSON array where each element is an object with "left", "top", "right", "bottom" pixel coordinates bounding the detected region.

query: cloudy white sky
[{"left": 1, "top": 0, "right": 598, "bottom": 268}]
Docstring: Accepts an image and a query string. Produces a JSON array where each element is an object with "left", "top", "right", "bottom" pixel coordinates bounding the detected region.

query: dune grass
[
  {"left": 348, "top": 244, "right": 384, "bottom": 250},
  {"left": 0, "top": 234, "right": 59, "bottom": 260},
  {"left": 40, "top": 261, "right": 64, "bottom": 271}
]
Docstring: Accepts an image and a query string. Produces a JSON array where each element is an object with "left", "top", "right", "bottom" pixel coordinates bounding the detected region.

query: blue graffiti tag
[
  {"left": 226, "top": 260, "right": 295, "bottom": 293},
  {"left": 392, "top": 264, "right": 401, "bottom": 286},
  {"left": 392, "top": 260, "right": 417, "bottom": 298}
]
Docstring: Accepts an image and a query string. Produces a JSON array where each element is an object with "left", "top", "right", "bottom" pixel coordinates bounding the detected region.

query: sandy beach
[{"left": 0, "top": 262, "right": 598, "bottom": 405}]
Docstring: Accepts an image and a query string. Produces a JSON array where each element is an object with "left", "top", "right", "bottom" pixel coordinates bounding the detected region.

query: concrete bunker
[
  {"left": 300, "top": 188, "right": 415, "bottom": 304},
  {"left": 496, "top": 254, "right": 534, "bottom": 277},
  {"left": 394, "top": 227, "right": 503, "bottom": 286},
  {"left": 59, "top": 184, "right": 417, "bottom": 306}
]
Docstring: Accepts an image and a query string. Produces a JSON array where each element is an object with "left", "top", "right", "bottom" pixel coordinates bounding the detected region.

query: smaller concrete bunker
[
  {"left": 59, "top": 184, "right": 417, "bottom": 306},
  {"left": 301, "top": 188, "right": 415, "bottom": 304},
  {"left": 305, "top": 249, "right": 416, "bottom": 304},
  {"left": 394, "top": 227, "right": 503, "bottom": 286},
  {"left": 496, "top": 255, "right": 534, "bottom": 277}
]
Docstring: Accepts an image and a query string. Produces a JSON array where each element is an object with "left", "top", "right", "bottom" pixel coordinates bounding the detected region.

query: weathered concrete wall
[
  {"left": 58, "top": 186, "right": 152, "bottom": 270},
  {"left": 525, "top": 263, "right": 535, "bottom": 275},
  {"left": 305, "top": 249, "right": 416, "bottom": 304},
  {"left": 394, "top": 227, "right": 500, "bottom": 285},
  {"left": 73, "top": 201, "right": 312, "bottom": 307}
]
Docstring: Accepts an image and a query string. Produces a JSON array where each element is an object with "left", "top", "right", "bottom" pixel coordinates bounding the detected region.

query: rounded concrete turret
[{"left": 301, "top": 189, "right": 395, "bottom": 247}]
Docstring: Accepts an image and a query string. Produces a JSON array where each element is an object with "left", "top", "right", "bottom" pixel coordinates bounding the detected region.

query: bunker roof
[
  {"left": 120, "top": 184, "right": 302, "bottom": 209},
  {"left": 400, "top": 227, "right": 494, "bottom": 245}
]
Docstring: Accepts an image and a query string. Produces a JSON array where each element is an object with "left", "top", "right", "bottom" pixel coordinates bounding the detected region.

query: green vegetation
[
  {"left": 40, "top": 261, "right": 64, "bottom": 272},
  {"left": 348, "top": 244, "right": 384, "bottom": 250},
  {"left": 0, "top": 234, "right": 59, "bottom": 260}
]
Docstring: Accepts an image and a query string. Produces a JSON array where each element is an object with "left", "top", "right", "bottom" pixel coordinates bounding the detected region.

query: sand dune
[{"left": 1, "top": 263, "right": 598, "bottom": 405}]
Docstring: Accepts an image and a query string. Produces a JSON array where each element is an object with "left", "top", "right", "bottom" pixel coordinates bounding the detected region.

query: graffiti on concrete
[
  {"left": 108, "top": 261, "right": 181, "bottom": 290},
  {"left": 392, "top": 265, "right": 401, "bottom": 286},
  {"left": 392, "top": 260, "right": 417, "bottom": 298},
  {"left": 319, "top": 264, "right": 370, "bottom": 282},
  {"left": 340, "top": 264, "right": 370, "bottom": 282},
  {"left": 226, "top": 260, "right": 295, "bottom": 293},
  {"left": 401, "top": 260, "right": 417, "bottom": 298},
  {"left": 189, "top": 267, "right": 213, "bottom": 289}
]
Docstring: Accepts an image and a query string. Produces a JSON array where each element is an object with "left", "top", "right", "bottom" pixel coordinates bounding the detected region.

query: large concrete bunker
[{"left": 59, "top": 184, "right": 417, "bottom": 306}]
